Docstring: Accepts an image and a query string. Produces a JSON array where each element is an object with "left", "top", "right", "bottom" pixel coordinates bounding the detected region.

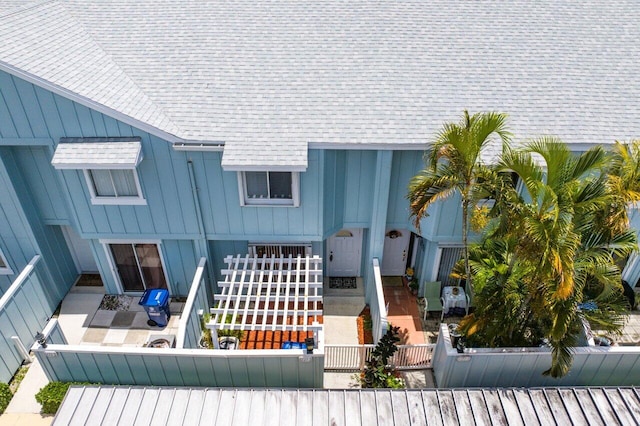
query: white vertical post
[
  {"left": 11, "top": 336, "right": 32, "bottom": 363},
  {"left": 211, "top": 327, "right": 220, "bottom": 349}
]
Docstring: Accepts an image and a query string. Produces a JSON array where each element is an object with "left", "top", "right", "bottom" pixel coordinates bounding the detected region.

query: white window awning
[
  {"left": 221, "top": 139, "right": 308, "bottom": 172},
  {"left": 51, "top": 141, "right": 143, "bottom": 169},
  {"left": 209, "top": 254, "right": 323, "bottom": 334}
]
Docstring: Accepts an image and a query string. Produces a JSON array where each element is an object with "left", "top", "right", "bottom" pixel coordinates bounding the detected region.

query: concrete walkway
[
  {"left": 0, "top": 413, "right": 53, "bottom": 425},
  {"left": 321, "top": 281, "right": 365, "bottom": 389}
]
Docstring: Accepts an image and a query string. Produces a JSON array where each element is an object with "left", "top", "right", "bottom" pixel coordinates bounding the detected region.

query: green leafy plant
[
  {"left": 201, "top": 313, "right": 245, "bottom": 347},
  {"left": 35, "top": 382, "right": 94, "bottom": 414},
  {"left": 217, "top": 314, "right": 245, "bottom": 341},
  {"left": 0, "top": 383, "right": 13, "bottom": 414},
  {"left": 361, "top": 326, "right": 404, "bottom": 388}
]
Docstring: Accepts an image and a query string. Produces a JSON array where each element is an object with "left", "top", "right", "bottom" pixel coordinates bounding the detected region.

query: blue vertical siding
[
  {"left": 209, "top": 240, "right": 249, "bottom": 283},
  {"left": 1, "top": 149, "right": 76, "bottom": 298},
  {"left": 89, "top": 239, "right": 118, "bottom": 294},
  {"left": 12, "top": 146, "right": 69, "bottom": 224},
  {"left": 161, "top": 240, "right": 198, "bottom": 296},
  {"left": 0, "top": 151, "right": 38, "bottom": 293},
  {"left": 343, "top": 151, "right": 376, "bottom": 226},
  {"left": 188, "top": 150, "right": 323, "bottom": 239},
  {"left": 322, "top": 150, "right": 346, "bottom": 237},
  {"left": 386, "top": 150, "right": 425, "bottom": 229}
]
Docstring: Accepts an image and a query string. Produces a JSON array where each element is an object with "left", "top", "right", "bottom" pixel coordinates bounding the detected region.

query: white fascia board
[
  {"left": 223, "top": 164, "right": 308, "bottom": 172},
  {"left": 309, "top": 142, "right": 430, "bottom": 150},
  {"left": 0, "top": 61, "right": 184, "bottom": 144},
  {"left": 54, "top": 163, "right": 139, "bottom": 170}
]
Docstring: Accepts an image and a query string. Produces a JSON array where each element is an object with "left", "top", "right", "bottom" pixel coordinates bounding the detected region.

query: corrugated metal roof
[
  {"left": 51, "top": 141, "right": 143, "bottom": 169},
  {"left": 53, "top": 386, "right": 640, "bottom": 425},
  {"left": 1, "top": 1, "right": 640, "bottom": 169}
]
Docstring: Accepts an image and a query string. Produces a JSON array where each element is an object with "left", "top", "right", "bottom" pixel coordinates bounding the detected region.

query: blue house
[{"left": 1, "top": 1, "right": 639, "bottom": 370}]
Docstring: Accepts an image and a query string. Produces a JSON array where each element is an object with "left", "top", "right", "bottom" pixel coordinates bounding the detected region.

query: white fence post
[{"left": 11, "top": 336, "right": 31, "bottom": 363}]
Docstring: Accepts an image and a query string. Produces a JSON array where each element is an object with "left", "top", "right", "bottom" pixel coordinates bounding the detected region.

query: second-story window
[
  {"left": 51, "top": 139, "right": 146, "bottom": 206},
  {"left": 238, "top": 171, "right": 300, "bottom": 206},
  {"left": 85, "top": 169, "right": 144, "bottom": 203}
]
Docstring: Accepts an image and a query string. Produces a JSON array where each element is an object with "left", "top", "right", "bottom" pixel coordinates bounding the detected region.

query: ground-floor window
[{"left": 108, "top": 243, "right": 168, "bottom": 292}]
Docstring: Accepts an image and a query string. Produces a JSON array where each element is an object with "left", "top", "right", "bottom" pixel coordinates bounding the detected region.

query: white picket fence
[{"left": 324, "top": 344, "right": 435, "bottom": 371}]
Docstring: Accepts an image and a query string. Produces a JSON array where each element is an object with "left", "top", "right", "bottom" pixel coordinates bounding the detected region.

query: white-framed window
[
  {"left": 83, "top": 169, "right": 146, "bottom": 205},
  {"left": 238, "top": 171, "right": 300, "bottom": 206},
  {"left": 51, "top": 140, "right": 146, "bottom": 206},
  {"left": 0, "top": 249, "right": 13, "bottom": 275}
]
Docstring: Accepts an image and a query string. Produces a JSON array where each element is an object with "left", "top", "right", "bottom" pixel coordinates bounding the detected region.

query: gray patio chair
[{"left": 423, "top": 281, "right": 444, "bottom": 322}]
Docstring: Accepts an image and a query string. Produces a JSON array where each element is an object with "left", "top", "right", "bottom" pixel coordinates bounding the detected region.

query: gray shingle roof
[
  {"left": 54, "top": 386, "right": 640, "bottom": 425},
  {"left": 1, "top": 1, "right": 640, "bottom": 167}
]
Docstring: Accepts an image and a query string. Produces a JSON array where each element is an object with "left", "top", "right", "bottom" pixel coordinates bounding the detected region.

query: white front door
[
  {"left": 381, "top": 229, "right": 410, "bottom": 276},
  {"left": 62, "top": 226, "right": 98, "bottom": 273},
  {"left": 326, "top": 229, "right": 363, "bottom": 277}
]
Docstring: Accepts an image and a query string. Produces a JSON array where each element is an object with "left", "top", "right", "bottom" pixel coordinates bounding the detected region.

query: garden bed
[{"left": 357, "top": 306, "right": 374, "bottom": 344}]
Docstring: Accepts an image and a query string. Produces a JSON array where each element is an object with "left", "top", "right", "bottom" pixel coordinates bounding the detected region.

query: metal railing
[{"left": 325, "top": 344, "right": 435, "bottom": 371}]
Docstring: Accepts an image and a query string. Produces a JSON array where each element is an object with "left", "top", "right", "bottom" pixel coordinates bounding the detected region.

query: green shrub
[
  {"left": 0, "top": 383, "right": 12, "bottom": 414},
  {"left": 361, "top": 326, "right": 404, "bottom": 388},
  {"left": 35, "top": 382, "right": 93, "bottom": 414}
]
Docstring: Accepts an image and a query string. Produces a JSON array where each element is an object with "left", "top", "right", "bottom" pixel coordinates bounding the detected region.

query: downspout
[
  {"left": 187, "top": 160, "right": 205, "bottom": 239},
  {"left": 187, "top": 159, "right": 216, "bottom": 298}
]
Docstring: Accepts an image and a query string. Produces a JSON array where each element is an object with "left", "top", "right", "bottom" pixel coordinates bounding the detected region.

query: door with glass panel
[{"left": 109, "top": 243, "right": 168, "bottom": 292}]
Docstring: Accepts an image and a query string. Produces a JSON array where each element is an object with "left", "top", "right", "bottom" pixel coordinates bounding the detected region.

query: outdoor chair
[{"left": 423, "top": 281, "right": 444, "bottom": 322}]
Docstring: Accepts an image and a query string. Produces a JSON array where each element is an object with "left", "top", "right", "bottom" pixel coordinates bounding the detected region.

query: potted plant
[
  {"left": 408, "top": 278, "right": 419, "bottom": 296},
  {"left": 405, "top": 267, "right": 414, "bottom": 280}
]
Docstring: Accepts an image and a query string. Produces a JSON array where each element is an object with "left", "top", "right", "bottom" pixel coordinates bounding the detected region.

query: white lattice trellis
[{"left": 207, "top": 254, "right": 323, "bottom": 348}]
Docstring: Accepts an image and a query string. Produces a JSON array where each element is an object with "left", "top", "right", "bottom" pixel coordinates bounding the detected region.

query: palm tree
[
  {"left": 464, "top": 139, "right": 637, "bottom": 377},
  {"left": 601, "top": 140, "right": 640, "bottom": 240},
  {"left": 407, "top": 111, "right": 510, "bottom": 288}
]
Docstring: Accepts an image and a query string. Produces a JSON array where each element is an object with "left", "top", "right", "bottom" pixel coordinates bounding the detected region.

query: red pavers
[{"left": 383, "top": 286, "right": 425, "bottom": 344}]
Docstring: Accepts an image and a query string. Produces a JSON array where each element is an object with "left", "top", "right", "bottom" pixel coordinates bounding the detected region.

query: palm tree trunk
[{"left": 462, "top": 197, "right": 472, "bottom": 289}]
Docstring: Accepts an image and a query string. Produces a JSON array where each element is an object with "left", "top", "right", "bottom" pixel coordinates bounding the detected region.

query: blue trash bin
[{"left": 139, "top": 289, "right": 171, "bottom": 327}]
